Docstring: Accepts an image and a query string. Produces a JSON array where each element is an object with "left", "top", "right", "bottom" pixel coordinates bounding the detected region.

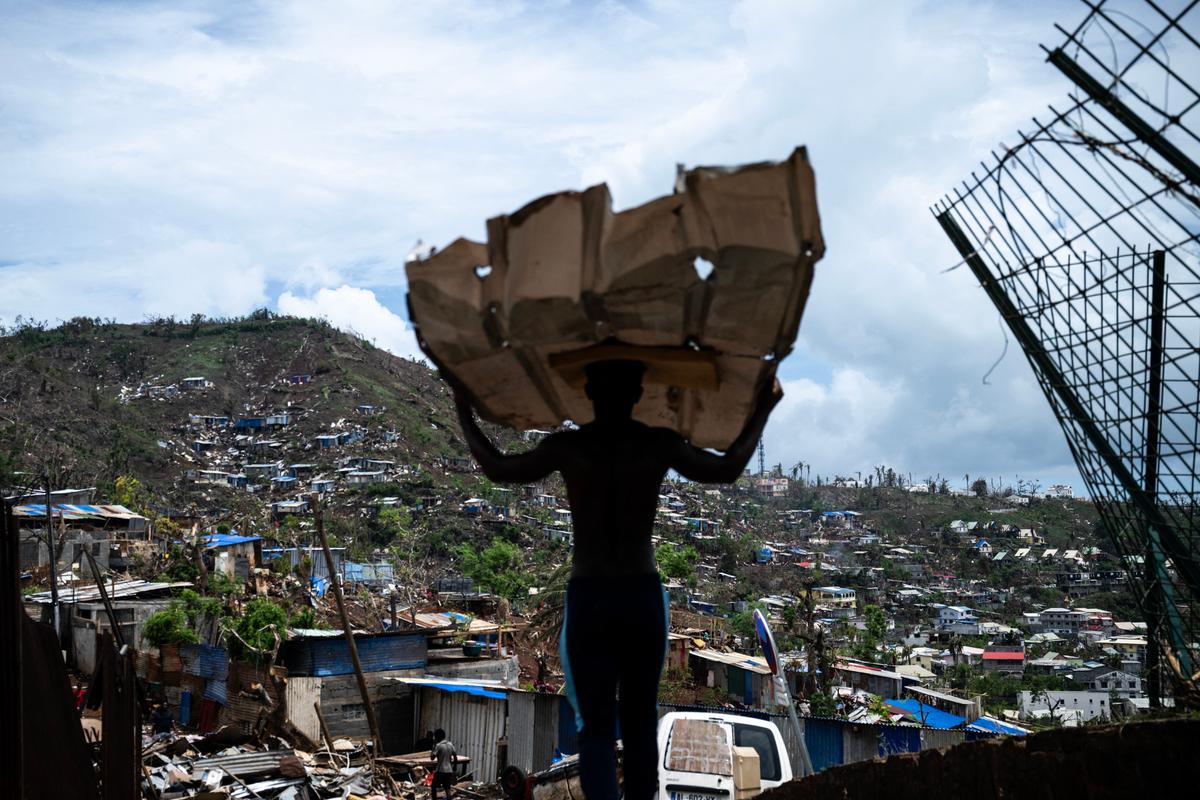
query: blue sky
[{"left": 1, "top": 0, "right": 1102, "bottom": 491}]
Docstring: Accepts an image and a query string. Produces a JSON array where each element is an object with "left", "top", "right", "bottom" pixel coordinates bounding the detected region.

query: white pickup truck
[{"left": 657, "top": 711, "right": 793, "bottom": 800}]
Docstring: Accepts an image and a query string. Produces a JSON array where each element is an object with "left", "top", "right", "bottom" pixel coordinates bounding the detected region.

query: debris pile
[{"left": 141, "top": 726, "right": 502, "bottom": 800}]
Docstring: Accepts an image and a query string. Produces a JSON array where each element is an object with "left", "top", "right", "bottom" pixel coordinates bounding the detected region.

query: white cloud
[
  {"left": 0, "top": 0, "right": 1096, "bottom": 488},
  {"left": 277, "top": 285, "right": 422, "bottom": 361}
]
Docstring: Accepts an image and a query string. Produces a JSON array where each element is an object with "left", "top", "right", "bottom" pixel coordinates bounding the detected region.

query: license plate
[{"left": 671, "top": 793, "right": 722, "bottom": 800}]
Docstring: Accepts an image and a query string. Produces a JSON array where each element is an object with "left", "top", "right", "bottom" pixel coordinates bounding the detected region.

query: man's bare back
[
  {"left": 449, "top": 358, "right": 781, "bottom": 800},
  {"left": 450, "top": 360, "right": 781, "bottom": 577}
]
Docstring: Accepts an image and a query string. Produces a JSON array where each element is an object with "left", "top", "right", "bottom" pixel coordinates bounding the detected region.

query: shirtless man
[{"left": 452, "top": 360, "right": 782, "bottom": 800}]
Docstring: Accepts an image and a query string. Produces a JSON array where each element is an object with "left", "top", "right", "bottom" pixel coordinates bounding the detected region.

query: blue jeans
[{"left": 561, "top": 573, "right": 668, "bottom": 800}]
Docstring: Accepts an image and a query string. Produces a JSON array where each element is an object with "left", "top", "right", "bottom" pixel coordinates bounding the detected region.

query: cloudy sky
[{"left": 1, "top": 0, "right": 1097, "bottom": 491}]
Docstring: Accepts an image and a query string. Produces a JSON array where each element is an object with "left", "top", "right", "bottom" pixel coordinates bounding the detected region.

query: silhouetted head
[
  {"left": 584, "top": 359, "right": 645, "bottom": 421},
  {"left": 434, "top": 728, "right": 446, "bottom": 742}
]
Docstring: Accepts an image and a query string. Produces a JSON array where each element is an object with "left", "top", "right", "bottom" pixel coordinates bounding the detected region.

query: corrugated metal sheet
[
  {"left": 181, "top": 644, "right": 228, "bottom": 679},
  {"left": 508, "top": 692, "right": 561, "bottom": 773},
  {"left": 283, "top": 632, "right": 427, "bottom": 676},
  {"left": 920, "top": 728, "right": 966, "bottom": 751},
  {"left": 192, "top": 749, "right": 296, "bottom": 778},
  {"left": 841, "top": 721, "right": 879, "bottom": 765},
  {"left": 419, "top": 686, "right": 507, "bottom": 783},
  {"left": 877, "top": 725, "right": 920, "bottom": 757},
  {"left": 802, "top": 717, "right": 844, "bottom": 773},
  {"left": 24, "top": 580, "right": 193, "bottom": 604},
  {"left": 285, "top": 676, "right": 322, "bottom": 744}
]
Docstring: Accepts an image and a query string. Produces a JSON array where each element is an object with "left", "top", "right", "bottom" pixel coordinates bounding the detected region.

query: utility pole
[
  {"left": 311, "top": 494, "right": 382, "bottom": 758},
  {"left": 44, "top": 481, "right": 60, "bottom": 646},
  {"left": 757, "top": 440, "right": 765, "bottom": 477}
]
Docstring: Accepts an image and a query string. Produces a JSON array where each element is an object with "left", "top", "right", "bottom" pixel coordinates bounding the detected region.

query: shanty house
[
  {"left": 282, "top": 629, "right": 428, "bottom": 752},
  {"left": 202, "top": 532, "right": 263, "bottom": 579},
  {"left": 688, "top": 649, "right": 774, "bottom": 706}
]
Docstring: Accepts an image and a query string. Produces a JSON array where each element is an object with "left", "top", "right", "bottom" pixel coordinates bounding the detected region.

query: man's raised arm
[
  {"left": 668, "top": 378, "right": 783, "bottom": 484},
  {"left": 452, "top": 385, "right": 562, "bottom": 484}
]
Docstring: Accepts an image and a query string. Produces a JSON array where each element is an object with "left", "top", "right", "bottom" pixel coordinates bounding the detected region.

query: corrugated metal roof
[
  {"left": 966, "top": 716, "right": 1029, "bottom": 736},
  {"left": 689, "top": 649, "right": 771, "bottom": 675},
  {"left": 12, "top": 503, "right": 144, "bottom": 520},
  {"left": 23, "top": 579, "right": 192, "bottom": 604},
  {"left": 282, "top": 631, "right": 427, "bottom": 676},
  {"left": 884, "top": 699, "right": 966, "bottom": 730}
]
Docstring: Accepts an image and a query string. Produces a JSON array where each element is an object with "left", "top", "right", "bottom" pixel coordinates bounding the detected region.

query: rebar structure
[{"left": 933, "top": 0, "right": 1200, "bottom": 700}]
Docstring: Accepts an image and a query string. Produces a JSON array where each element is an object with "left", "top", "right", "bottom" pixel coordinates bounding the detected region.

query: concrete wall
[{"left": 761, "top": 719, "right": 1199, "bottom": 800}]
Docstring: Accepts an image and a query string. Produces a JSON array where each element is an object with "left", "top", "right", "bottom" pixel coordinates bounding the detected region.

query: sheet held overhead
[{"left": 406, "top": 146, "right": 824, "bottom": 450}]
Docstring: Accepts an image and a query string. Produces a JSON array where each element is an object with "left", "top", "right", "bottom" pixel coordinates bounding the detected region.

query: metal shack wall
[
  {"left": 419, "top": 687, "right": 507, "bottom": 783},
  {"left": 284, "top": 633, "right": 427, "bottom": 676},
  {"left": 920, "top": 728, "right": 966, "bottom": 751},
  {"left": 286, "top": 676, "right": 323, "bottom": 744},
  {"left": 800, "top": 717, "right": 844, "bottom": 773},
  {"left": 508, "top": 692, "right": 561, "bottom": 774}
]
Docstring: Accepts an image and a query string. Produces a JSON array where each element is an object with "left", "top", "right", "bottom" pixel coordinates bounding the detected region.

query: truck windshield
[
  {"left": 665, "top": 719, "right": 732, "bottom": 776},
  {"left": 732, "top": 724, "right": 781, "bottom": 782}
]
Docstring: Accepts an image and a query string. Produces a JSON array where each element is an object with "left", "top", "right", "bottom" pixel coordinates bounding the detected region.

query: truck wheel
[{"left": 501, "top": 765, "right": 527, "bottom": 799}]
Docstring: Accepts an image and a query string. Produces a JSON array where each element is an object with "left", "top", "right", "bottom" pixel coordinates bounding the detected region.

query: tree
[
  {"left": 112, "top": 474, "right": 147, "bottom": 512},
  {"left": 656, "top": 544, "right": 700, "bottom": 586},
  {"left": 853, "top": 604, "right": 887, "bottom": 660},
  {"left": 809, "top": 690, "right": 838, "bottom": 717},
  {"left": 971, "top": 478, "right": 989, "bottom": 497},
  {"left": 143, "top": 606, "right": 198, "bottom": 647},
  {"left": 456, "top": 537, "right": 529, "bottom": 602},
  {"left": 229, "top": 598, "right": 288, "bottom": 661},
  {"left": 730, "top": 603, "right": 767, "bottom": 640}
]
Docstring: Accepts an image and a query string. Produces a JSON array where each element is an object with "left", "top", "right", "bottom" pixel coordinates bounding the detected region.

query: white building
[
  {"left": 938, "top": 606, "right": 978, "bottom": 628},
  {"left": 1019, "top": 690, "right": 1115, "bottom": 724}
]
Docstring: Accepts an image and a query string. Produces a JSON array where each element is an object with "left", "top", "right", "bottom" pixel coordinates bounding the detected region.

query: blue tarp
[
  {"left": 967, "top": 716, "right": 1029, "bottom": 736},
  {"left": 423, "top": 681, "right": 505, "bottom": 699},
  {"left": 202, "top": 532, "right": 263, "bottom": 547},
  {"left": 884, "top": 699, "right": 967, "bottom": 730}
]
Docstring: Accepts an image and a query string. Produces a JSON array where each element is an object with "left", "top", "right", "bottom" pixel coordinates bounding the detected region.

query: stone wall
[{"left": 762, "top": 718, "right": 1199, "bottom": 800}]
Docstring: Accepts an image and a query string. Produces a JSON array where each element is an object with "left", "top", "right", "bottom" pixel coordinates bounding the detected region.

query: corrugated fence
[{"left": 419, "top": 686, "right": 508, "bottom": 783}]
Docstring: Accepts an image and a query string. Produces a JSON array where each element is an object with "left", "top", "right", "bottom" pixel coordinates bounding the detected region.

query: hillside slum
[
  {"left": 3, "top": 365, "right": 1169, "bottom": 797},
  {"left": 4, "top": 434, "right": 1166, "bottom": 796}
]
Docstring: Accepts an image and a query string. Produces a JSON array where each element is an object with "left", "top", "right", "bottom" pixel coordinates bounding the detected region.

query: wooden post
[
  {"left": 315, "top": 702, "right": 336, "bottom": 751},
  {"left": 310, "top": 494, "right": 383, "bottom": 757}
]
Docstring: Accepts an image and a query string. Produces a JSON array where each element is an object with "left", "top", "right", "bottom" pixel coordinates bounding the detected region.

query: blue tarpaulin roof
[
  {"left": 202, "top": 532, "right": 263, "bottom": 547},
  {"left": 416, "top": 681, "right": 505, "bottom": 699},
  {"left": 966, "top": 716, "right": 1029, "bottom": 736},
  {"left": 885, "top": 699, "right": 967, "bottom": 730}
]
